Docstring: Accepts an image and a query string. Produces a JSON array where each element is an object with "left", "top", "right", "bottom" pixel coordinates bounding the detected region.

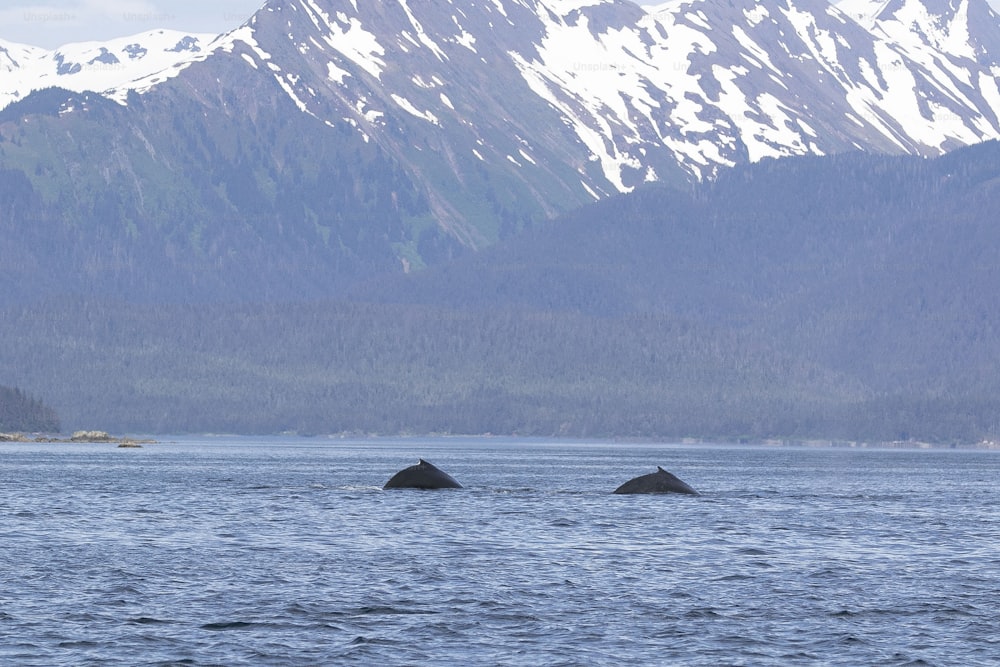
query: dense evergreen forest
[
  {"left": 0, "top": 385, "right": 60, "bottom": 433},
  {"left": 0, "top": 292, "right": 992, "bottom": 442},
  {"left": 3, "top": 142, "right": 1000, "bottom": 442},
  {"left": 0, "top": 298, "right": 869, "bottom": 439}
]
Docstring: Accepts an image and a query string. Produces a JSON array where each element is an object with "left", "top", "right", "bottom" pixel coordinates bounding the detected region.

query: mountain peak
[
  {"left": 164, "top": 0, "right": 1000, "bottom": 191},
  {"left": 841, "top": 0, "right": 1000, "bottom": 61},
  {"left": 4, "top": 0, "right": 1000, "bottom": 280},
  {"left": 0, "top": 30, "right": 218, "bottom": 110}
]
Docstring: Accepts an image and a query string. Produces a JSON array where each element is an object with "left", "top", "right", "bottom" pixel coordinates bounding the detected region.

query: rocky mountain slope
[{"left": 2, "top": 0, "right": 1000, "bottom": 300}]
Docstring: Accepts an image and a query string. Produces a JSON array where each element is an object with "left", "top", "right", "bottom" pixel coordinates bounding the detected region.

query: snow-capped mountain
[
  {"left": 626, "top": 0, "right": 1000, "bottom": 173},
  {"left": 0, "top": 30, "right": 217, "bottom": 110},
  {"left": 4, "top": 0, "right": 1000, "bottom": 296},
  {"left": 164, "top": 0, "right": 1000, "bottom": 189},
  {"left": 5, "top": 0, "right": 1000, "bottom": 187},
  {"left": 838, "top": 0, "right": 1000, "bottom": 61}
]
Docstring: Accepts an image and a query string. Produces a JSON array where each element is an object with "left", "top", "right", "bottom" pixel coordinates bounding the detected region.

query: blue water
[{"left": 2, "top": 437, "right": 998, "bottom": 665}]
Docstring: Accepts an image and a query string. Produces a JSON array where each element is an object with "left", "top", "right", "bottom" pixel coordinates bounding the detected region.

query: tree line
[
  {"left": 0, "top": 297, "right": 993, "bottom": 443},
  {"left": 4, "top": 142, "right": 1000, "bottom": 442},
  {"left": 0, "top": 384, "right": 60, "bottom": 433}
]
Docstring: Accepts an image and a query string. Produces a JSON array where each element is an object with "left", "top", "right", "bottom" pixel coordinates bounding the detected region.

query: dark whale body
[
  {"left": 383, "top": 459, "right": 463, "bottom": 489},
  {"left": 613, "top": 466, "right": 699, "bottom": 495}
]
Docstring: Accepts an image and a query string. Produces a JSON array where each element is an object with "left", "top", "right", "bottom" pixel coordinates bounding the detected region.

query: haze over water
[{"left": 2, "top": 437, "right": 998, "bottom": 665}]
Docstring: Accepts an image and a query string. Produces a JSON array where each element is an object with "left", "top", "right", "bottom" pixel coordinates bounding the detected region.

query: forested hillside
[
  {"left": 0, "top": 87, "right": 437, "bottom": 304},
  {"left": 0, "top": 385, "right": 60, "bottom": 433},
  {"left": 0, "top": 298, "right": 867, "bottom": 438},
  {"left": 353, "top": 143, "right": 1000, "bottom": 321},
  {"left": 3, "top": 143, "right": 1000, "bottom": 442}
]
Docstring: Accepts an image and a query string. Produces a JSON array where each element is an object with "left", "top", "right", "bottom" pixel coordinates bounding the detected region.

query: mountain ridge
[
  {"left": 0, "top": 30, "right": 218, "bottom": 110},
  {"left": 6, "top": 0, "right": 1000, "bottom": 184},
  {"left": 3, "top": 0, "right": 1000, "bottom": 298}
]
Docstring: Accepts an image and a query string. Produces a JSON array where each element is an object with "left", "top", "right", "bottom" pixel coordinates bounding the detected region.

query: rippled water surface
[{"left": 2, "top": 437, "right": 999, "bottom": 665}]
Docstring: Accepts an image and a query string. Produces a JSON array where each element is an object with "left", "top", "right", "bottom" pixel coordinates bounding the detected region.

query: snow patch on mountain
[
  {"left": 836, "top": 0, "right": 892, "bottom": 27},
  {"left": 301, "top": 1, "right": 386, "bottom": 80},
  {"left": 5, "top": 0, "right": 1000, "bottom": 201},
  {"left": 0, "top": 31, "right": 217, "bottom": 110}
]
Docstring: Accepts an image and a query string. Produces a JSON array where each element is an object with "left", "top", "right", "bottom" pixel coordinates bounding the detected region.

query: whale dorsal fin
[
  {"left": 419, "top": 458, "right": 432, "bottom": 466},
  {"left": 657, "top": 466, "right": 667, "bottom": 473}
]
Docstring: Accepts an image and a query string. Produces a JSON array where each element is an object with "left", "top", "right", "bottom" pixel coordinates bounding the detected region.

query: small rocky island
[{"left": 0, "top": 430, "right": 154, "bottom": 447}]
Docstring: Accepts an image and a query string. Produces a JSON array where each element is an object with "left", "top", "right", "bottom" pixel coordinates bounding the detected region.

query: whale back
[
  {"left": 383, "top": 459, "right": 463, "bottom": 489},
  {"left": 613, "top": 466, "right": 699, "bottom": 495}
]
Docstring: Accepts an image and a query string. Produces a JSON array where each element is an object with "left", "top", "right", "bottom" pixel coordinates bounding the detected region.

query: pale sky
[
  {"left": 2, "top": 0, "right": 999, "bottom": 50},
  {"left": 0, "top": 0, "right": 659, "bottom": 47},
  {"left": 0, "top": 0, "right": 267, "bottom": 47}
]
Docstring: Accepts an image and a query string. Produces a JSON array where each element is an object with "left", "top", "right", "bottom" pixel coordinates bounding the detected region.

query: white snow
[
  {"left": 291, "top": 0, "right": 386, "bottom": 81},
  {"left": 452, "top": 15, "right": 478, "bottom": 53},
  {"left": 0, "top": 31, "right": 217, "bottom": 110},
  {"left": 274, "top": 72, "right": 313, "bottom": 115},
  {"left": 781, "top": 6, "right": 847, "bottom": 82},
  {"left": 327, "top": 61, "right": 350, "bottom": 83},
  {"left": 507, "top": 2, "right": 706, "bottom": 190},
  {"left": 835, "top": 0, "right": 890, "bottom": 29},
  {"left": 355, "top": 98, "right": 384, "bottom": 125},
  {"left": 398, "top": 0, "right": 448, "bottom": 61},
  {"left": 579, "top": 180, "right": 601, "bottom": 200},
  {"left": 391, "top": 93, "right": 440, "bottom": 125},
  {"left": 977, "top": 72, "right": 1000, "bottom": 128},
  {"left": 4, "top": 0, "right": 1000, "bottom": 194},
  {"left": 864, "top": 0, "right": 975, "bottom": 59},
  {"left": 488, "top": 0, "right": 508, "bottom": 19},
  {"left": 731, "top": 25, "right": 785, "bottom": 78},
  {"left": 744, "top": 5, "right": 770, "bottom": 27}
]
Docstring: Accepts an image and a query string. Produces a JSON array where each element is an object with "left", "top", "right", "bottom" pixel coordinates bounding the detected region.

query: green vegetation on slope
[
  {"left": 0, "top": 87, "right": 434, "bottom": 303},
  {"left": 0, "top": 385, "right": 60, "bottom": 433},
  {"left": 3, "top": 137, "right": 1000, "bottom": 442},
  {"left": 0, "top": 299, "right": 867, "bottom": 439}
]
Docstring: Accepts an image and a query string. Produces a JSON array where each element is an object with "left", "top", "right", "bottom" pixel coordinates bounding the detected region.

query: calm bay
[{"left": 2, "top": 437, "right": 998, "bottom": 665}]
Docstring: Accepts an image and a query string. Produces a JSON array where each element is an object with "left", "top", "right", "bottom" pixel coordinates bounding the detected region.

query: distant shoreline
[
  {"left": 0, "top": 430, "right": 155, "bottom": 447},
  {"left": 4, "top": 431, "right": 999, "bottom": 451}
]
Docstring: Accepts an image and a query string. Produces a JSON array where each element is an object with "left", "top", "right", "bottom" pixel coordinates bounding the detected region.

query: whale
[
  {"left": 383, "top": 459, "right": 463, "bottom": 489},
  {"left": 613, "top": 466, "right": 699, "bottom": 495}
]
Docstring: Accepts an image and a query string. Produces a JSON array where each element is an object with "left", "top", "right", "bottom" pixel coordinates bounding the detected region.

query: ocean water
[{"left": 1, "top": 437, "right": 998, "bottom": 666}]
